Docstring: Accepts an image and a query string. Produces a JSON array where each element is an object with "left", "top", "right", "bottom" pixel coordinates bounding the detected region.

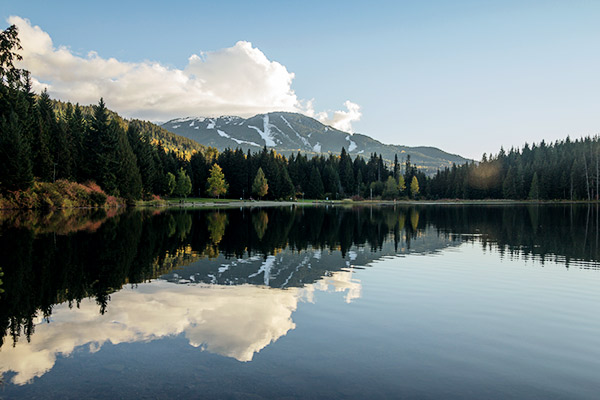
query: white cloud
[
  {"left": 9, "top": 16, "right": 362, "bottom": 131},
  {"left": 314, "top": 100, "right": 363, "bottom": 133}
]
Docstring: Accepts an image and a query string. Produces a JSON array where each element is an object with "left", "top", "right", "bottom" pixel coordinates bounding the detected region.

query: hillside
[
  {"left": 161, "top": 112, "right": 469, "bottom": 173},
  {"left": 51, "top": 99, "right": 207, "bottom": 158}
]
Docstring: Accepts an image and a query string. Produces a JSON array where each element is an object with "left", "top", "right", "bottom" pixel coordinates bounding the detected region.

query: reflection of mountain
[
  {"left": 162, "top": 228, "right": 455, "bottom": 288},
  {"left": 0, "top": 272, "right": 360, "bottom": 385}
]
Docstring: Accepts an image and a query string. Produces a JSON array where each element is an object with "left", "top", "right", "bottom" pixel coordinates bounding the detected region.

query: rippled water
[{"left": 1, "top": 205, "right": 599, "bottom": 399}]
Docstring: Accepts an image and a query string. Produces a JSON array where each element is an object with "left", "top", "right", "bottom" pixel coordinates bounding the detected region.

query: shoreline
[
  {"left": 3, "top": 198, "right": 600, "bottom": 211},
  {"left": 152, "top": 198, "right": 600, "bottom": 209}
]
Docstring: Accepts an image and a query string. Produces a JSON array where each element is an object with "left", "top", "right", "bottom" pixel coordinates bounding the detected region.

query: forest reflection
[{"left": 1, "top": 204, "right": 599, "bottom": 352}]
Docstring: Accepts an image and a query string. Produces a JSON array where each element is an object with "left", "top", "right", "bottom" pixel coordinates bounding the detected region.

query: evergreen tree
[
  {"left": 207, "top": 163, "right": 228, "bottom": 198},
  {"left": 0, "top": 111, "right": 33, "bottom": 191},
  {"left": 115, "top": 126, "right": 142, "bottom": 200},
  {"left": 306, "top": 166, "right": 325, "bottom": 199},
  {"left": 68, "top": 104, "right": 86, "bottom": 181},
  {"left": 356, "top": 169, "right": 364, "bottom": 197},
  {"left": 529, "top": 172, "right": 540, "bottom": 200},
  {"left": 127, "top": 125, "right": 158, "bottom": 197},
  {"left": 322, "top": 164, "right": 340, "bottom": 199},
  {"left": 85, "top": 99, "right": 119, "bottom": 192},
  {"left": 252, "top": 167, "right": 268, "bottom": 199},
  {"left": 338, "top": 148, "right": 355, "bottom": 195},
  {"left": 0, "top": 24, "right": 23, "bottom": 84},
  {"left": 502, "top": 166, "right": 518, "bottom": 199},
  {"left": 277, "top": 165, "right": 295, "bottom": 200},
  {"left": 164, "top": 172, "right": 176, "bottom": 196},
  {"left": 190, "top": 151, "right": 209, "bottom": 198},
  {"left": 32, "top": 91, "right": 54, "bottom": 181}
]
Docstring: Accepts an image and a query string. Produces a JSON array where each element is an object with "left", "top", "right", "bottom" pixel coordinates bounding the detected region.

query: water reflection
[
  {"left": 1, "top": 204, "right": 600, "bottom": 387},
  {"left": 0, "top": 272, "right": 360, "bottom": 385}
]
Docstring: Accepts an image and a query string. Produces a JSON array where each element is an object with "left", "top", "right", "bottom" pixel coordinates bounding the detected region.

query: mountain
[{"left": 161, "top": 112, "right": 469, "bottom": 173}]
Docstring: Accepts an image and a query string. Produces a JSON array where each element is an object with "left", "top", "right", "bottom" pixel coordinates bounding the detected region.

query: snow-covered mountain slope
[{"left": 161, "top": 112, "right": 469, "bottom": 173}]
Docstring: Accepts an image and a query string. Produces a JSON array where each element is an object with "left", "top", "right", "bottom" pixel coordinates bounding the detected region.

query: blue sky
[{"left": 2, "top": 0, "right": 600, "bottom": 159}]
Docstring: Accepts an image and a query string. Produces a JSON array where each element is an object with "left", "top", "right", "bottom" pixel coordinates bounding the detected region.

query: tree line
[{"left": 427, "top": 138, "right": 600, "bottom": 200}]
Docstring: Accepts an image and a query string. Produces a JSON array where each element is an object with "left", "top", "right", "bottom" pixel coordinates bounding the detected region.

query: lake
[{"left": 1, "top": 204, "right": 599, "bottom": 399}]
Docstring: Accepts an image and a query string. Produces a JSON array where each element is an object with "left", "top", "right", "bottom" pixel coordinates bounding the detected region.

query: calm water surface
[{"left": 0, "top": 205, "right": 599, "bottom": 399}]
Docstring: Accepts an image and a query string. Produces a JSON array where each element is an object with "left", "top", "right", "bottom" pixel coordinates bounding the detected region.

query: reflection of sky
[{"left": 0, "top": 270, "right": 361, "bottom": 385}]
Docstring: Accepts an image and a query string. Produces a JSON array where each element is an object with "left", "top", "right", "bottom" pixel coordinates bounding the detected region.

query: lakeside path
[{"left": 150, "top": 198, "right": 592, "bottom": 209}]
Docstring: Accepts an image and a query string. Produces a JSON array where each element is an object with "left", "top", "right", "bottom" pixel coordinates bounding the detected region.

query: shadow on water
[{"left": 1, "top": 204, "right": 599, "bottom": 348}]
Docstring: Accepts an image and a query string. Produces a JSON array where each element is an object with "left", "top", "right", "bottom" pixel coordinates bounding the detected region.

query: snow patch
[
  {"left": 281, "top": 115, "right": 310, "bottom": 147},
  {"left": 172, "top": 124, "right": 180, "bottom": 129},
  {"left": 170, "top": 116, "right": 195, "bottom": 124},
  {"left": 248, "top": 255, "right": 276, "bottom": 286},
  {"left": 220, "top": 115, "right": 241, "bottom": 124},
  {"left": 312, "top": 142, "right": 321, "bottom": 153},
  {"left": 231, "top": 138, "right": 260, "bottom": 147},
  {"left": 189, "top": 121, "right": 195, "bottom": 127},
  {"left": 206, "top": 120, "right": 215, "bottom": 129},
  {"left": 248, "top": 115, "right": 276, "bottom": 146},
  {"left": 345, "top": 135, "right": 357, "bottom": 152},
  {"left": 218, "top": 265, "right": 229, "bottom": 273},
  {"left": 217, "top": 129, "right": 231, "bottom": 138}
]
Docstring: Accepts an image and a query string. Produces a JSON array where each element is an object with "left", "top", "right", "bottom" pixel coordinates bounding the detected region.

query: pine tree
[
  {"left": 85, "top": 98, "right": 119, "bottom": 193},
  {"left": 207, "top": 163, "right": 228, "bottom": 198},
  {"left": 68, "top": 104, "right": 86, "bottom": 181},
  {"left": 393, "top": 154, "right": 400, "bottom": 181},
  {"left": 0, "top": 24, "right": 23, "bottom": 84},
  {"left": 32, "top": 90, "right": 54, "bottom": 181},
  {"left": 164, "top": 172, "right": 176, "bottom": 196},
  {"left": 356, "top": 169, "right": 364, "bottom": 197},
  {"left": 190, "top": 151, "right": 208, "bottom": 198},
  {"left": 322, "top": 164, "right": 340, "bottom": 199},
  {"left": 502, "top": 166, "right": 518, "bottom": 199},
  {"left": 127, "top": 125, "right": 157, "bottom": 196},
  {"left": 338, "top": 147, "right": 354, "bottom": 194},
  {"left": 252, "top": 167, "right": 268, "bottom": 199},
  {"left": 115, "top": 126, "right": 142, "bottom": 200},
  {"left": 528, "top": 172, "right": 540, "bottom": 200},
  {"left": 0, "top": 111, "right": 33, "bottom": 191},
  {"left": 307, "top": 165, "right": 324, "bottom": 199},
  {"left": 278, "top": 165, "right": 295, "bottom": 200}
]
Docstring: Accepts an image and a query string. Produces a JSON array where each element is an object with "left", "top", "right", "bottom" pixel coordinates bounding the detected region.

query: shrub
[{"left": 89, "top": 191, "right": 107, "bottom": 207}]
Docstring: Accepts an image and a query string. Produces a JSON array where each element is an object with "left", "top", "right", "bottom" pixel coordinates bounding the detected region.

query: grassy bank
[{"left": 142, "top": 197, "right": 600, "bottom": 210}]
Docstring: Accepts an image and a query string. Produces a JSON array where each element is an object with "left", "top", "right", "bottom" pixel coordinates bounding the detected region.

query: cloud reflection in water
[{"left": 0, "top": 270, "right": 361, "bottom": 385}]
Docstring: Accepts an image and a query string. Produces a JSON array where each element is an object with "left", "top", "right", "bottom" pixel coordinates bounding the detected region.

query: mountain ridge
[{"left": 161, "top": 111, "right": 469, "bottom": 173}]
